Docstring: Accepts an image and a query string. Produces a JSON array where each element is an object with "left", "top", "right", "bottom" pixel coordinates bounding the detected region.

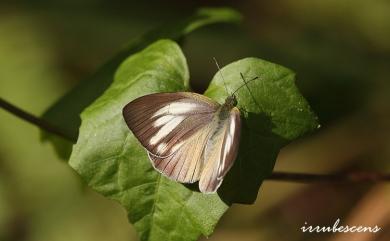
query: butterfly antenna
[
  {"left": 213, "top": 57, "right": 230, "bottom": 95},
  {"left": 232, "top": 73, "right": 258, "bottom": 95},
  {"left": 235, "top": 72, "right": 264, "bottom": 112}
]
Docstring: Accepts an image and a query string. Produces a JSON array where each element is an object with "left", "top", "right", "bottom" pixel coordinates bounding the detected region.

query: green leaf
[
  {"left": 70, "top": 39, "right": 318, "bottom": 241},
  {"left": 204, "top": 58, "right": 319, "bottom": 203},
  {"left": 41, "top": 7, "right": 242, "bottom": 159},
  {"left": 70, "top": 40, "right": 228, "bottom": 241}
]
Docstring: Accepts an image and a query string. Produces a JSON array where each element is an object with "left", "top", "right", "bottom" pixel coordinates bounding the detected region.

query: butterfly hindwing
[{"left": 199, "top": 107, "right": 241, "bottom": 193}]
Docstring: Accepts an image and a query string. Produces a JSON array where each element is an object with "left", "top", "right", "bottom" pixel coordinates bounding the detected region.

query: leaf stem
[
  {"left": 0, "top": 97, "right": 75, "bottom": 142},
  {"left": 1, "top": 98, "right": 389, "bottom": 183}
]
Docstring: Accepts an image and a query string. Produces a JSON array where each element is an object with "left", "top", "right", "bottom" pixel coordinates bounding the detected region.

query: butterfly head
[{"left": 223, "top": 94, "right": 238, "bottom": 109}]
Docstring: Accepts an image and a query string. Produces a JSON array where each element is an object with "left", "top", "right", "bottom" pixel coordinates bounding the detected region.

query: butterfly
[{"left": 122, "top": 62, "right": 258, "bottom": 193}]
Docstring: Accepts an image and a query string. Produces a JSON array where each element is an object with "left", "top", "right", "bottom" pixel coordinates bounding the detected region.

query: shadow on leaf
[{"left": 185, "top": 111, "right": 287, "bottom": 205}]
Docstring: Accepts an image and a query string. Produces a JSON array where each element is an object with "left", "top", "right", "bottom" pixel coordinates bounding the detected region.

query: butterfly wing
[
  {"left": 122, "top": 92, "right": 219, "bottom": 158},
  {"left": 199, "top": 107, "right": 241, "bottom": 193},
  {"left": 148, "top": 124, "right": 214, "bottom": 183},
  {"left": 123, "top": 92, "right": 221, "bottom": 183}
]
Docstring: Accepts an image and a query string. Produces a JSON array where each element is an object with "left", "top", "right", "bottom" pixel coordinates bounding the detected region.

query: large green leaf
[
  {"left": 70, "top": 40, "right": 228, "bottom": 241},
  {"left": 69, "top": 39, "right": 318, "bottom": 241},
  {"left": 204, "top": 58, "right": 319, "bottom": 203},
  {"left": 41, "top": 7, "right": 242, "bottom": 159}
]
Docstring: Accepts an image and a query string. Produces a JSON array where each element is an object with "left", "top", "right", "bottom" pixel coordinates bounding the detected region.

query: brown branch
[
  {"left": 2, "top": 97, "right": 390, "bottom": 183},
  {"left": 268, "top": 171, "right": 390, "bottom": 183},
  {"left": 0, "top": 97, "right": 75, "bottom": 142}
]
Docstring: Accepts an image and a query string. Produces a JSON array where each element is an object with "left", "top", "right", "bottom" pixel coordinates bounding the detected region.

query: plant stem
[
  {"left": 268, "top": 171, "right": 390, "bottom": 183},
  {"left": 0, "top": 97, "right": 75, "bottom": 142},
  {"left": 1, "top": 97, "right": 390, "bottom": 183}
]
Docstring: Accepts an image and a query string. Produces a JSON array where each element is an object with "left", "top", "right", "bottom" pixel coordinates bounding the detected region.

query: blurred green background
[{"left": 1, "top": 1, "right": 389, "bottom": 241}]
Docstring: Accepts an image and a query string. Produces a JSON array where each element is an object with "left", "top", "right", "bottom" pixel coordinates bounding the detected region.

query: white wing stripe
[
  {"left": 229, "top": 117, "right": 236, "bottom": 133},
  {"left": 149, "top": 116, "right": 185, "bottom": 145},
  {"left": 152, "top": 102, "right": 199, "bottom": 118},
  {"left": 153, "top": 115, "right": 175, "bottom": 127},
  {"left": 156, "top": 143, "right": 167, "bottom": 153},
  {"left": 220, "top": 118, "right": 237, "bottom": 175}
]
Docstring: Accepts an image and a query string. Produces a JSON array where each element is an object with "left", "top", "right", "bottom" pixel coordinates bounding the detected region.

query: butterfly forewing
[
  {"left": 199, "top": 107, "right": 241, "bottom": 193},
  {"left": 122, "top": 92, "right": 218, "bottom": 157},
  {"left": 148, "top": 125, "right": 214, "bottom": 183}
]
